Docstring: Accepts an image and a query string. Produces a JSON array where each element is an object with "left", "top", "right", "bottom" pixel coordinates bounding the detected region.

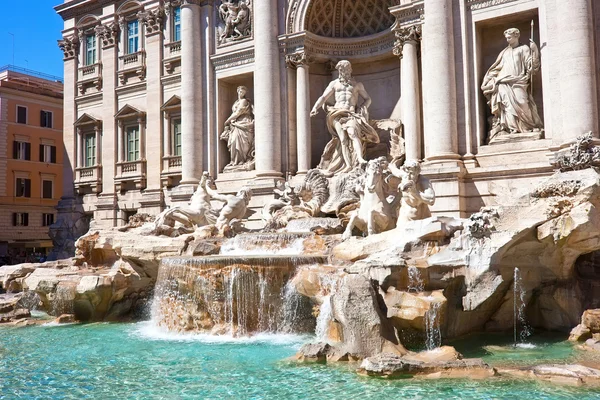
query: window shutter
[
  {"left": 13, "top": 142, "right": 17, "bottom": 159},
  {"left": 51, "top": 146, "right": 57, "bottom": 163},
  {"left": 12, "top": 213, "right": 16, "bottom": 226},
  {"left": 39, "top": 144, "right": 44, "bottom": 162},
  {"left": 23, "top": 213, "right": 28, "bottom": 226},
  {"left": 48, "top": 113, "right": 53, "bottom": 129},
  {"left": 24, "top": 179, "right": 31, "bottom": 198},
  {"left": 40, "top": 110, "right": 44, "bottom": 127},
  {"left": 25, "top": 143, "right": 30, "bottom": 160}
]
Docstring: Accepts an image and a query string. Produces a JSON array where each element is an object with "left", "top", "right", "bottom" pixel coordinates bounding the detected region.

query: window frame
[
  {"left": 42, "top": 179, "right": 53, "bottom": 199},
  {"left": 13, "top": 212, "right": 29, "bottom": 227},
  {"left": 84, "top": 133, "right": 96, "bottom": 167},
  {"left": 40, "top": 143, "right": 57, "bottom": 164},
  {"left": 125, "top": 125, "right": 140, "bottom": 162},
  {"left": 42, "top": 213, "right": 55, "bottom": 227},
  {"left": 15, "top": 177, "right": 31, "bottom": 198},
  {"left": 127, "top": 19, "right": 140, "bottom": 54},
  {"left": 85, "top": 33, "right": 97, "bottom": 66},
  {"left": 14, "top": 141, "right": 30, "bottom": 161},
  {"left": 173, "top": 6, "right": 181, "bottom": 42},
  {"left": 40, "top": 110, "right": 53, "bottom": 129},
  {"left": 171, "top": 117, "right": 182, "bottom": 157},
  {"left": 16, "top": 105, "right": 27, "bottom": 124}
]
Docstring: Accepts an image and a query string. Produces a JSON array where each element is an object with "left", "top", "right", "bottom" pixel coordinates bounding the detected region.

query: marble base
[{"left": 488, "top": 130, "right": 544, "bottom": 145}]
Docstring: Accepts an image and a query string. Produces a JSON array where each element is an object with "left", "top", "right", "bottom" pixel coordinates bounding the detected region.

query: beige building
[
  {"left": 0, "top": 66, "right": 64, "bottom": 262},
  {"left": 54, "top": 0, "right": 600, "bottom": 231}
]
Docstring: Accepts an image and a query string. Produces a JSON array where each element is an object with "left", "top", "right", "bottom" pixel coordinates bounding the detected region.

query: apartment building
[{"left": 0, "top": 66, "right": 63, "bottom": 263}]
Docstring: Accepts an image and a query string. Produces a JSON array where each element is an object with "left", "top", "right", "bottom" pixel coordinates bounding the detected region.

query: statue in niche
[
  {"left": 311, "top": 60, "right": 380, "bottom": 176},
  {"left": 481, "top": 27, "right": 543, "bottom": 144},
  {"left": 220, "top": 85, "right": 255, "bottom": 172},
  {"left": 388, "top": 159, "right": 435, "bottom": 226},
  {"left": 218, "top": 0, "right": 252, "bottom": 44}
]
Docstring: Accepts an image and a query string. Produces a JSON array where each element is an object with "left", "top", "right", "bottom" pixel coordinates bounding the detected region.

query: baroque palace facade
[{"left": 54, "top": 0, "right": 600, "bottom": 230}]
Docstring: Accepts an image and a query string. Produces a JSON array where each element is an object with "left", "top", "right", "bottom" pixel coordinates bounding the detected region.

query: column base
[{"left": 170, "top": 183, "right": 197, "bottom": 204}]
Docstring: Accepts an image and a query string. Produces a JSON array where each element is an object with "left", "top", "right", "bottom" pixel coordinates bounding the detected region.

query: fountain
[
  {"left": 407, "top": 266, "right": 424, "bottom": 293},
  {"left": 425, "top": 301, "right": 442, "bottom": 350},
  {"left": 513, "top": 267, "right": 531, "bottom": 346}
]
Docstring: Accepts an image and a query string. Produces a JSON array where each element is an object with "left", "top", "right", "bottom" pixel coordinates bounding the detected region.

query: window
[
  {"left": 85, "top": 34, "right": 97, "bottom": 65},
  {"left": 40, "top": 144, "right": 57, "bottom": 163},
  {"left": 126, "top": 126, "right": 140, "bottom": 161},
  {"left": 42, "top": 213, "right": 55, "bottom": 226},
  {"left": 16, "top": 106, "right": 27, "bottom": 124},
  {"left": 40, "top": 111, "right": 53, "bottom": 128},
  {"left": 13, "top": 141, "right": 30, "bottom": 160},
  {"left": 42, "top": 180, "right": 53, "bottom": 199},
  {"left": 172, "top": 118, "right": 181, "bottom": 156},
  {"left": 15, "top": 178, "right": 31, "bottom": 198},
  {"left": 127, "top": 20, "right": 140, "bottom": 54},
  {"left": 13, "top": 213, "right": 28, "bottom": 227},
  {"left": 173, "top": 7, "right": 181, "bottom": 42},
  {"left": 84, "top": 134, "right": 96, "bottom": 167}
]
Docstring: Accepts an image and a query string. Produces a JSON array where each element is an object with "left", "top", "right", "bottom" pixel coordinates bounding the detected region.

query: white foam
[
  {"left": 515, "top": 343, "right": 537, "bottom": 349},
  {"left": 132, "top": 321, "right": 309, "bottom": 346}
]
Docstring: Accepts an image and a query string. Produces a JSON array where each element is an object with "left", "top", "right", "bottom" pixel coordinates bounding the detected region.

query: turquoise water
[{"left": 1, "top": 322, "right": 600, "bottom": 399}]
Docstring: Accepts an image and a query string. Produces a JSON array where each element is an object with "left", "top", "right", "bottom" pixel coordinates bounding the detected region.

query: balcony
[
  {"left": 77, "top": 62, "right": 102, "bottom": 95},
  {"left": 74, "top": 165, "right": 102, "bottom": 194},
  {"left": 115, "top": 159, "right": 147, "bottom": 191},
  {"left": 118, "top": 50, "right": 146, "bottom": 84},
  {"left": 161, "top": 155, "right": 182, "bottom": 187},
  {"left": 163, "top": 41, "right": 181, "bottom": 74}
]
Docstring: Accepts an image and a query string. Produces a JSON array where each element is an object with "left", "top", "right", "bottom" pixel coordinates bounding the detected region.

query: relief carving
[{"left": 218, "top": 0, "right": 252, "bottom": 45}]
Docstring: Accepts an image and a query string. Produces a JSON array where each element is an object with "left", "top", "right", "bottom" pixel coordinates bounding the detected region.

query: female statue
[{"left": 220, "top": 85, "right": 255, "bottom": 171}]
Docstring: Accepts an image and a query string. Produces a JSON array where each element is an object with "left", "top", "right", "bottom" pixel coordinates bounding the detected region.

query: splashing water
[
  {"left": 407, "top": 266, "right": 425, "bottom": 292},
  {"left": 513, "top": 268, "right": 532, "bottom": 346},
  {"left": 425, "top": 301, "right": 442, "bottom": 350},
  {"left": 315, "top": 295, "right": 332, "bottom": 342}
]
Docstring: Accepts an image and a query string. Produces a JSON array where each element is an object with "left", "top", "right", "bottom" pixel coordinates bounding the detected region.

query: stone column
[
  {"left": 141, "top": 8, "right": 164, "bottom": 191},
  {"left": 394, "top": 25, "right": 422, "bottom": 161},
  {"left": 288, "top": 52, "right": 311, "bottom": 173},
  {"left": 201, "top": 2, "right": 217, "bottom": 177},
  {"left": 422, "top": 0, "right": 460, "bottom": 163},
  {"left": 253, "top": 0, "right": 282, "bottom": 179},
  {"left": 285, "top": 57, "right": 297, "bottom": 174},
  {"left": 556, "top": 0, "right": 598, "bottom": 143},
  {"left": 180, "top": 0, "right": 203, "bottom": 184}
]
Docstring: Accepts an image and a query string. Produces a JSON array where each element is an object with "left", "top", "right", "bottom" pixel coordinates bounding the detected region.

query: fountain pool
[{"left": 1, "top": 323, "right": 600, "bottom": 399}]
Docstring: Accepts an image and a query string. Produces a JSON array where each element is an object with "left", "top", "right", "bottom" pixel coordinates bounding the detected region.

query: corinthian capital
[
  {"left": 95, "top": 23, "right": 118, "bottom": 48},
  {"left": 393, "top": 24, "right": 421, "bottom": 58},
  {"left": 138, "top": 7, "right": 165, "bottom": 35},
  {"left": 58, "top": 34, "right": 79, "bottom": 60},
  {"left": 285, "top": 51, "right": 312, "bottom": 69}
]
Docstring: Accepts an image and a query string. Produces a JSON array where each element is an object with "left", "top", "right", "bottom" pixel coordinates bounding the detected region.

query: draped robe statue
[
  {"left": 220, "top": 85, "right": 255, "bottom": 171},
  {"left": 481, "top": 28, "right": 543, "bottom": 143},
  {"left": 311, "top": 60, "right": 380, "bottom": 175}
]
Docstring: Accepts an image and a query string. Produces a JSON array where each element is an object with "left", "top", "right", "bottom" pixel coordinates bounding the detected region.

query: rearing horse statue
[{"left": 342, "top": 157, "right": 399, "bottom": 240}]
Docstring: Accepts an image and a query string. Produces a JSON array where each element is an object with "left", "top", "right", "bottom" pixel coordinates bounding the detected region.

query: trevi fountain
[{"left": 3, "top": 0, "right": 600, "bottom": 398}]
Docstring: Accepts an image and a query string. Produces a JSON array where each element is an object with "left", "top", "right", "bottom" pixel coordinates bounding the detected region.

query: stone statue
[
  {"left": 389, "top": 159, "right": 435, "bottom": 225},
  {"left": 152, "top": 172, "right": 251, "bottom": 236},
  {"left": 205, "top": 185, "right": 252, "bottom": 230},
  {"left": 218, "top": 0, "right": 252, "bottom": 43},
  {"left": 311, "top": 60, "right": 380, "bottom": 175},
  {"left": 342, "top": 157, "right": 399, "bottom": 240},
  {"left": 152, "top": 172, "right": 218, "bottom": 236},
  {"left": 220, "top": 86, "right": 255, "bottom": 172},
  {"left": 481, "top": 28, "right": 543, "bottom": 144}
]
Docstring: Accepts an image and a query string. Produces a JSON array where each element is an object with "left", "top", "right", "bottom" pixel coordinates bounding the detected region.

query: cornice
[
  {"left": 467, "top": 0, "right": 519, "bottom": 11},
  {"left": 55, "top": 0, "right": 114, "bottom": 21}
]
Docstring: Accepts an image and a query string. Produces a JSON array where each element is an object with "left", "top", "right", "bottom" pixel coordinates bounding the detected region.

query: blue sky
[{"left": 0, "top": 0, "right": 64, "bottom": 78}]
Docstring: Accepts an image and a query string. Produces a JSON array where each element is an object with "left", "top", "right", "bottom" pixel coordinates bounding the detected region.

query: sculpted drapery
[{"left": 481, "top": 28, "right": 543, "bottom": 143}]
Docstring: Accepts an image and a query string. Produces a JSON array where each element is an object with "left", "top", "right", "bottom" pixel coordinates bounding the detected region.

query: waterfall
[
  {"left": 220, "top": 233, "right": 313, "bottom": 256},
  {"left": 425, "top": 301, "right": 442, "bottom": 350},
  {"left": 315, "top": 295, "right": 332, "bottom": 341},
  {"left": 51, "top": 283, "right": 76, "bottom": 316},
  {"left": 513, "top": 268, "right": 531, "bottom": 345},
  {"left": 407, "top": 266, "right": 424, "bottom": 292},
  {"left": 151, "top": 256, "right": 318, "bottom": 336}
]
